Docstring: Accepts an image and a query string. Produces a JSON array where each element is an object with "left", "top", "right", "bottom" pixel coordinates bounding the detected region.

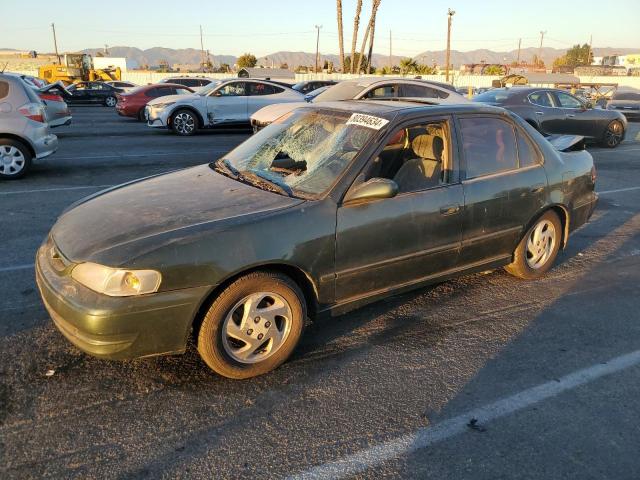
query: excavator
[{"left": 38, "top": 53, "right": 122, "bottom": 85}]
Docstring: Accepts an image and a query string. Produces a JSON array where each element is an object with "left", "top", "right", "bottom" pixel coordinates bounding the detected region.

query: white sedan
[
  {"left": 250, "top": 77, "right": 469, "bottom": 131},
  {"left": 146, "top": 79, "right": 304, "bottom": 136}
]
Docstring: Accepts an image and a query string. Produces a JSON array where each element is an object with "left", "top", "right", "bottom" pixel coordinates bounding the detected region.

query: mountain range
[{"left": 53, "top": 45, "right": 640, "bottom": 70}]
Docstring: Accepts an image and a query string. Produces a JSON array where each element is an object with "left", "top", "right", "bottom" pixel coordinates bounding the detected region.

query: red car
[{"left": 115, "top": 83, "right": 194, "bottom": 120}]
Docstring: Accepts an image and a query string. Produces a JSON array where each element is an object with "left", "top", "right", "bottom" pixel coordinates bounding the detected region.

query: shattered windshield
[{"left": 220, "top": 109, "right": 381, "bottom": 197}]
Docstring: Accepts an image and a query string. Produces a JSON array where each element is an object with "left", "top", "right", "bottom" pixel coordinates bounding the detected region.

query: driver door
[
  {"left": 334, "top": 118, "right": 463, "bottom": 303},
  {"left": 552, "top": 91, "right": 600, "bottom": 137},
  {"left": 205, "top": 81, "right": 248, "bottom": 125}
]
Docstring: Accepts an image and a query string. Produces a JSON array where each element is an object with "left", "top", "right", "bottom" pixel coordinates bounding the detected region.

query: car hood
[
  {"left": 147, "top": 94, "right": 198, "bottom": 106},
  {"left": 51, "top": 164, "right": 304, "bottom": 263},
  {"left": 250, "top": 102, "right": 308, "bottom": 124}
]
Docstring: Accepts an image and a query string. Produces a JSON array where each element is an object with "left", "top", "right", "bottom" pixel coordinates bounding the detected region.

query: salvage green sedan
[{"left": 36, "top": 101, "right": 598, "bottom": 378}]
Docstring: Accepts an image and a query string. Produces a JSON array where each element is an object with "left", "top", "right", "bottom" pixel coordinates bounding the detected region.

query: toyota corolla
[{"left": 36, "top": 101, "right": 597, "bottom": 379}]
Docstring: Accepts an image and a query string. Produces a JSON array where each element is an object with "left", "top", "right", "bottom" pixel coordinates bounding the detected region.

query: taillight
[
  {"left": 19, "top": 102, "right": 45, "bottom": 123},
  {"left": 39, "top": 93, "right": 64, "bottom": 102}
]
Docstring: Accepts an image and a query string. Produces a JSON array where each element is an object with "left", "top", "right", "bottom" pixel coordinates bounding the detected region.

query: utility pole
[
  {"left": 538, "top": 30, "right": 546, "bottom": 68},
  {"left": 389, "top": 29, "right": 392, "bottom": 70},
  {"left": 516, "top": 38, "right": 521, "bottom": 65},
  {"left": 199, "top": 25, "right": 206, "bottom": 72},
  {"left": 587, "top": 34, "right": 593, "bottom": 65},
  {"left": 445, "top": 8, "right": 455, "bottom": 82},
  {"left": 51, "top": 23, "right": 61, "bottom": 64},
  {"left": 315, "top": 24, "right": 322, "bottom": 73}
]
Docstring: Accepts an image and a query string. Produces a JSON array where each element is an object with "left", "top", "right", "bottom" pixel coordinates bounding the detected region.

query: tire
[
  {"left": 171, "top": 109, "right": 198, "bottom": 136},
  {"left": 197, "top": 271, "right": 306, "bottom": 379},
  {"left": 0, "top": 138, "right": 32, "bottom": 180},
  {"left": 505, "top": 210, "right": 562, "bottom": 280},
  {"left": 601, "top": 120, "right": 624, "bottom": 148},
  {"left": 137, "top": 108, "right": 146, "bottom": 121},
  {"left": 104, "top": 96, "right": 117, "bottom": 107}
]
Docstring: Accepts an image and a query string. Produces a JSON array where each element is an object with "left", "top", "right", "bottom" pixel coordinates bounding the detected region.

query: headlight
[
  {"left": 151, "top": 102, "right": 175, "bottom": 109},
  {"left": 71, "top": 262, "right": 162, "bottom": 296}
]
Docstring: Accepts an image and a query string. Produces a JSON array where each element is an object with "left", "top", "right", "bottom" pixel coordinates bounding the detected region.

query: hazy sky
[{"left": 2, "top": 0, "right": 638, "bottom": 56}]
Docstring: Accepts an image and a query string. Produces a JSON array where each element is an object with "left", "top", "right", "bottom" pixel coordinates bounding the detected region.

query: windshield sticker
[{"left": 346, "top": 113, "right": 389, "bottom": 130}]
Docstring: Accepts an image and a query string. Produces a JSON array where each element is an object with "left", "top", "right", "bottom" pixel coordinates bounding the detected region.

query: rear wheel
[
  {"left": 197, "top": 271, "right": 306, "bottom": 379},
  {"left": 0, "top": 139, "right": 32, "bottom": 180},
  {"left": 171, "top": 109, "right": 198, "bottom": 136},
  {"left": 104, "top": 96, "right": 117, "bottom": 107},
  {"left": 601, "top": 120, "right": 624, "bottom": 148},
  {"left": 505, "top": 210, "right": 561, "bottom": 280}
]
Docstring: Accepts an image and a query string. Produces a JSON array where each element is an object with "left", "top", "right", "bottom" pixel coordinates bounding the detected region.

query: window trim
[
  {"left": 527, "top": 90, "right": 556, "bottom": 108},
  {"left": 552, "top": 91, "right": 585, "bottom": 110}
]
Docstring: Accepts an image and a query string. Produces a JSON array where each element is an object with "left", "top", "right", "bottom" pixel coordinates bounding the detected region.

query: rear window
[
  {"left": 473, "top": 90, "right": 513, "bottom": 104},
  {"left": 612, "top": 92, "right": 640, "bottom": 101},
  {"left": 314, "top": 81, "right": 365, "bottom": 102},
  {"left": 0, "top": 81, "right": 8, "bottom": 99}
]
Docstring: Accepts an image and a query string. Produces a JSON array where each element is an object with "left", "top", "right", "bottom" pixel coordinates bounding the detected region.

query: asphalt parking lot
[{"left": 1, "top": 106, "right": 640, "bottom": 479}]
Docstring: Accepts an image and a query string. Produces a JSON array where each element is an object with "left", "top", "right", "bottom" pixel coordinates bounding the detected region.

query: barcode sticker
[{"left": 346, "top": 113, "right": 390, "bottom": 130}]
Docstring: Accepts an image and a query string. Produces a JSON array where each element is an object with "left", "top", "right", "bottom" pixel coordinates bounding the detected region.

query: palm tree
[
  {"left": 349, "top": 0, "right": 363, "bottom": 73},
  {"left": 399, "top": 57, "right": 418, "bottom": 74},
  {"left": 356, "top": 0, "right": 381, "bottom": 74},
  {"left": 337, "top": 0, "right": 345, "bottom": 72}
]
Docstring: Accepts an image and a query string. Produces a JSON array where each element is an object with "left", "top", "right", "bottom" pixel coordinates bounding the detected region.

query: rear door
[
  {"left": 206, "top": 81, "right": 248, "bottom": 125},
  {"left": 457, "top": 114, "right": 548, "bottom": 266},
  {"left": 247, "top": 82, "right": 286, "bottom": 118}
]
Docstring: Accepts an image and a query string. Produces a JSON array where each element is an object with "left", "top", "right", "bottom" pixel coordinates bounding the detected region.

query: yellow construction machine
[{"left": 38, "top": 53, "right": 122, "bottom": 85}]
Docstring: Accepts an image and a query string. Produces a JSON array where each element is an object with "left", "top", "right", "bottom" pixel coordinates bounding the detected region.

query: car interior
[{"left": 367, "top": 122, "right": 449, "bottom": 193}]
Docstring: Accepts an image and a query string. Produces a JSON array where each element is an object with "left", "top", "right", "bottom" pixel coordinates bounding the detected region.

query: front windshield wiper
[
  {"left": 210, "top": 158, "right": 239, "bottom": 179},
  {"left": 241, "top": 169, "right": 294, "bottom": 197}
]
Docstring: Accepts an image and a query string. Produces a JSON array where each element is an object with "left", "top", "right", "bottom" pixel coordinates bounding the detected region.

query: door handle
[
  {"left": 566, "top": 114, "right": 575, "bottom": 118},
  {"left": 440, "top": 204, "right": 460, "bottom": 216},
  {"left": 535, "top": 111, "right": 544, "bottom": 115},
  {"left": 530, "top": 184, "right": 545, "bottom": 194}
]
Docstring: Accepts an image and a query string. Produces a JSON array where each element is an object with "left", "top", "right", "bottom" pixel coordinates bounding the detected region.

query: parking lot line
[
  {"left": 0, "top": 185, "right": 113, "bottom": 196},
  {"left": 0, "top": 264, "right": 34, "bottom": 273},
  {"left": 598, "top": 186, "right": 640, "bottom": 195},
  {"left": 289, "top": 349, "right": 640, "bottom": 480}
]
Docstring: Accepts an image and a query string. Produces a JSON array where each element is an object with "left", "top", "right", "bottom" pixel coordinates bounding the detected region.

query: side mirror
[
  {"left": 212, "top": 91, "right": 222, "bottom": 97},
  {"left": 343, "top": 178, "right": 399, "bottom": 205},
  {"left": 585, "top": 101, "right": 593, "bottom": 109}
]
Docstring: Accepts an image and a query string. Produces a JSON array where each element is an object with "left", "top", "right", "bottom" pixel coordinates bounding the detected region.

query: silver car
[
  {"left": 146, "top": 79, "right": 305, "bottom": 136},
  {"left": 0, "top": 73, "right": 58, "bottom": 179},
  {"left": 250, "top": 77, "right": 468, "bottom": 131},
  {"left": 5, "top": 73, "right": 72, "bottom": 128}
]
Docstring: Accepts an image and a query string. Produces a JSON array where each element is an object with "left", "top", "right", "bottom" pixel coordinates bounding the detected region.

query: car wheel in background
[
  {"left": 505, "top": 210, "right": 562, "bottom": 280},
  {"left": 601, "top": 120, "right": 624, "bottom": 148},
  {"left": 137, "top": 108, "right": 146, "bottom": 121},
  {"left": 197, "top": 271, "right": 306, "bottom": 379},
  {"left": 0, "top": 139, "right": 32, "bottom": 180},
  {"left": 104, "top": 96, "right": 117, "bottom": 107},
  {"left": 171, "top": 109, "right": 198, "bottom": 136}
]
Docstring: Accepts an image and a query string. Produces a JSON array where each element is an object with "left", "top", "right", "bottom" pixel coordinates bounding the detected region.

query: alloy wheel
[
  {"left": 173, "top": 112, "right": 195, "bottom": 135},
  {"left": 221, "top": 292, "right": 293, "bottom": 364},
  {"left": 0, "top": 145, "right": 26, "bottom": 176},
  {"left": 105, "top": 96, "right": 117, "bottom": 107},
  {"left": 526, "top": 219, "right": 556, "bottom": 269},
  {"left": 605, "top": 121, "right": 623, "bottom": 147}
]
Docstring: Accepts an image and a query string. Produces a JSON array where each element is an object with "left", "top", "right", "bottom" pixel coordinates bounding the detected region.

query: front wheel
[
  {"left": 505, "top": 210, "right": 562, "bottom": 280},
  {"left": 171, "top": 109, "right": 198, "bottom": 136},
  {"left": 104, "top": 96, "right": 117, "bottom": 107},
  {"left": 197, "top": 271, "right": 306, "bottom": 379},
  {"left": 601, "top": 120, "right": 624, "bottom": 148},
  {"left": 0, "top": 139, "right": 32, "bottom": 180}
]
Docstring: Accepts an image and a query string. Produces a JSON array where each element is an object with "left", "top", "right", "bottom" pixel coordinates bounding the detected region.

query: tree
[
  {"left": 350, "top": 0, "right": 363, "bottom": 73},
  {"left": 337, "top": 0, "right": 345, "bottom": 72},
  {"left": 416, "top": 64, "right": 437, "bottom": 75},
  {"left": 483, "top": 65, "right": 504, "bottom": 75},
  {"left": 399, "top": 57, "right": 418, "bottom": 74},
  {"left": 356, "top": 0, "right": 381, "bottom": 74},
  {"left": 237, "top": 53, "right": 257, "bottom": 69},
  {"left": 532, "top": 54, "right": 545, "bottom": 69},
  {"left": 552, "top": 43, "right": 593, "bottom": 69},
  {"left": 344, "top": 53, "right": 368, "bottom": 74}
]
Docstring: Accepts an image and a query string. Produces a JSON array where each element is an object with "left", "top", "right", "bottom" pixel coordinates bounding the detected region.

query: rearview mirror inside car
[{"left": 343, "top": 178, "right": 399, "bottom": 205}]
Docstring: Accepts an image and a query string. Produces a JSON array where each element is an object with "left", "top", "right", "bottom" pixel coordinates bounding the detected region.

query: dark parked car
[
  {"left": 65, "top": 81, "right": 119, "bottom": 107},
  {"left": 115, "top": 83, "right": 194, "bottom": 120},
  {"left": 607, "top": 89, "right": 640, "bottom": 121},
  {"left": 473, "top": 87, "right": 628, "bottom": 147},
  {"left": 36, "top": 101, "right": 597, "bottom": 378},
  {"left": 292, "top": 80, "right": 338, "bottom": 94}
]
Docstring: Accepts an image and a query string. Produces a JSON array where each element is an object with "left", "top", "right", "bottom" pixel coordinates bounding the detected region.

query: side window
[
  {"left": 555, "top": 92, "right": 583, "bottom": 108},
  {"left": 155, "top": 86, "right": 173, "bottom": 97},
  {"left": 145, "top": 88, "right": 158, "bottom": 97},
  {"left": 516, "top": 129, "right": 541, "bottom": 168},
  {"left": 528, "top": 92, "right": 554, "bottom": 107},
  {"left": 0, "top": 81, "right": 9, "bottom": 99},
  {"left": 248, "top": 82, "right": 276, "bottom": 96},
  {"left": 217, "top": 82, "right": 246, "bottom": 96},
  {"left": 367, "top": 121, "right": 451, "bottom": 193},
  {"left": 182, "top": 79, "right": 199, "bottom": 87},
  {"left": 363, "top": 84, "right": 397, "bottom": 99},
  {"left": 175, "top": 88, "right": 192, "bottom": 95},
  {"left": 399, "top": 84, "right": 448, "bottom": 99},
  {"left": 460, "top": 117, "right": 517, "bottom": 178}
]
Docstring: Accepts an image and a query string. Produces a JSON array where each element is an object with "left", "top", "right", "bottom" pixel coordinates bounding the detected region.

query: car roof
[{"left": 299, "top": 99, "right": 506, "bottom": 119}]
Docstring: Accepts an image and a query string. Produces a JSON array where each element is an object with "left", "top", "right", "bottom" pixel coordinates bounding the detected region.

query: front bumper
[
  {"left": 145, "top": 105, "right": 170, "bottom": 128},
  {"left": 35, "top": 238, "right": 211, "bottom": 360}
]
